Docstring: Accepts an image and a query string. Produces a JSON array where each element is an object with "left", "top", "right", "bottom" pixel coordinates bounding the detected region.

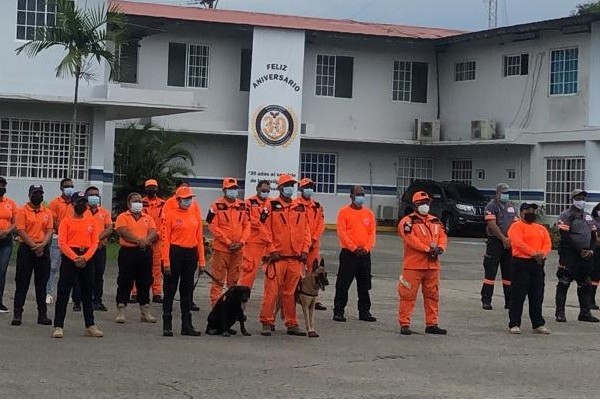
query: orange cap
[
  {"left": 145, "top": 179, "right": 158, "bottom": 187},
  {"left": 278, "top": 174, "right": 297, "bottom": 186},
  {"left": 412, "top": 191, "right": 431, "bottom": 204},
  {"left": 222, "top": 177, "right": 238, "bottom": 189},
  {"left": 175, "top": 186, "right": 195, "bottom": 199},
  {"left": 299, "top": 177, "right": 314, "bottom": 188}
]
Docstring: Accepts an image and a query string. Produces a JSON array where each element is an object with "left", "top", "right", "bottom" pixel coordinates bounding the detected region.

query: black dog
[{"left": 206, "top": 285, "right": 251, "bottom": 337}]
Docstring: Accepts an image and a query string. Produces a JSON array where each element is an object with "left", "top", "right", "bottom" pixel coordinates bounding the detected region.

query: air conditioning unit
[
  {"left": 377, "top": 205, "right": 399, "bottom": 220},
  {"left": 414, "top": 119, "right": 441, "bottom": 142},
  {"left": 471, "top": 120, "right": 496, "bottom": 140}
]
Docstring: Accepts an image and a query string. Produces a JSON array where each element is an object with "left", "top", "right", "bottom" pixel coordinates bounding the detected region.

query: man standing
[
  {"left": 333, "top": 186, "right": 377, "bottom": 323},
  {"left": 297, "top": 177, "right": 326, "bottom": 310},
  {"left": 481, "top": 183, "right": 518, "bottom": 310},
  {"left": 238, "top": 180, "right": 271, "bottom": 289},
  {"left": 206, "top": 178, "right": 250, "bottom": 307},
  {"left": 259, "top": 174, "right": 311, "bottom": 336},
  {"left": 0, "top": 176, "right": 17, "bottom": 313},
  {"left": 397, "top": 191, "right": 448, "bottom": 335},
  {"left": 555, "top": 189, "right": 599, "bottom": 323},
  {"left": 141, "top": 179, "right": 166, "bottom": 303}
]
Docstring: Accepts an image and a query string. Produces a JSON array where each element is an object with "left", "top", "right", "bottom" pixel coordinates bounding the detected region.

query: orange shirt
[
  {"left": 398, "top": 212, "right": 447, "bottom": 270},
  {"left": 260, "top": 198, "right": 311, "bottom": 256},
  {"left": 245, "top": 195, "right": 268, "bottom": 244},
  {"left": 142, "top": 196, "right": 165, "bottom": 231},
  {"left": 297, "top": 196, "right": 325, "bottom": 243},
  {"left": 16, "top": 203, "right": 53, "bottom": 243},
  {"left": 507, "top": 220, "right": 552, "bottom": 259},
  {"left": 0, "top": 196, "right": 18, "bottom": 231},
  {"left": 114, "top": 211, "right": 156, "bottom": 248},
  {"left": 162, "top": 208, "right": 205, "bottom": 267},
  {"left": 207, "top": 197, "right": 250, "bottom": 252},
  {"left": 337, "top": 205, "right": 376, "bottom": 252},
  {"left": 58, "top": 215, "right": 99, "bottom": 261},
  {"left": 48, "top": 195, "right": 73, "bottom": 231},
  {"left": 84, "top": 206, "right": 112, "bottom": 245}
]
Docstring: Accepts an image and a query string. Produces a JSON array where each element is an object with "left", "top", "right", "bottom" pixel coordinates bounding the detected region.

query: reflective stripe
[
  {"left": 483, "top": 279, "right": 495, "bottom": 285},
  {"left": 485, "top": 215, "right": 496, "bottom": 221},
  {"left": 558, "top": 224, "right": 570, "bottom": 231},
  {"left": 502, "top": 279, "right": 511, "bottom": 286}
]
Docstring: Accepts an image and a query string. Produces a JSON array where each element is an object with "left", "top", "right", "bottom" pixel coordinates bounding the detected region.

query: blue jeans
[
  {"left": 0, "top": 237, "right": 13, "bottom": 305},
  {"left": 46, "top": 237, "right": 61, "bottom": 296}
]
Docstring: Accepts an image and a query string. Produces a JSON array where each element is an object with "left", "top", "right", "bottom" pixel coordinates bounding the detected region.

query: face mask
[
  {"left": 417, "top": 204, "right": 430, "bottom": 215},
  {"left": 130, "top": 202, "right": 143, "bottom": 214},
  {"left": 62, "top": 187, "right": 75, "bottom": 198},
  {"left": 573, "top": 200, "right": 586, "bottom": 210},
  {"left": 0, "top": 188, "right": 5, "bottom": 197},
  {"left": 499, "top": 193, "right": 510, "bottom": 202},
  {"left": 225, "top": 189, "right": 238, "bottom": 200},
  {"left": 88, "top": 195, "right": 100, "bottom": 206},
  {"left": 145, "top": 188, "right": 157, "bottom": 198},
  {"left": 302, "top": 189, "right": 314, "bottom": 199},
  {"left": 30, "top": 194, "right": 43, "bottom": 206},
  {"left": 594, "top": 210, "right": 600, "bottom": 218},
  {"left": 179, "top": 198, "right": 193, "bottom": 209},
  {"left": 353, "top": 195, "right": 366, "bottom": 206},
  {"left": 74, "top": 202, "right": 88, "bottom": 215},
  {"left": 280, "top": 186, "right": 294, "bottom": 198},
  {"left": 258, "top": 191, "right": 269, "bottom": 200},
  {"left": 523, "top": 213, "right": 536, "bottom": 223}
]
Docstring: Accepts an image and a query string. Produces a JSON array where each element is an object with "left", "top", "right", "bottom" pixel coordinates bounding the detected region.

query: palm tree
[
  {"left": 113, "top": 123, "right": 196, "bottom": 213},
  {"left": 16, "top": 0, "right": 125, "bottom": 178}
]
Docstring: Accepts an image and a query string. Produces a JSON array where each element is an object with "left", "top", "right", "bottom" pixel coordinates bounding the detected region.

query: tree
[
  {"left": 113, "top": 123, "right": 196, "bottom": 213},
  {"left": 573, "top": 1, "right": 600, "bottom": 15},
  {"left": 16, "top": 0, "right": 125, "bottom": 178}
]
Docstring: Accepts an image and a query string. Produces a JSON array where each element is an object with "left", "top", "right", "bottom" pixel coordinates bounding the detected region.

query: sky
[{"left": 128, "top": 0, "right": 587, "bottom": 31}]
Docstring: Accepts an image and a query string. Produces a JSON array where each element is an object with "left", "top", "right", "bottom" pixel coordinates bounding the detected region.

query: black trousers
[
  {"left": 116, "top": 247, "right": 152, "bottom": 306},
  {"left": 163, "top": 246, "right": 197, "bottom": 318},
  {"left": 333, "top": 249, "right": 372, "bottom": 316},
  {"left": 508, "top": 258, "right": 545, "bottom": 329},
  {"left": 591, "top": 251, "right": 600, "bottom": 284},
  {"left": 13, "top": 244, "right": 50, "bottom": 317},
  {"left": 54, "top": 255, "right": 95, "bottom": 328},
  {"left": 481, "top": 236, "right": 512, "bottom": 304},
  {"left": 71, "top": 246, "right": 107, "bottom": 305},
  {"left": 556, "top": 252, "right": 594, "bottom": 314}
]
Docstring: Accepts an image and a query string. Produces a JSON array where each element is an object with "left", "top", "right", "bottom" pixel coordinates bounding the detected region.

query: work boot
[
  {"left": 11, "top": 314, "right": 22, "bottom": 326},
  {"left": 128, "top": 295, "right": 137, "bottom": 304},
  {"left": 482, "top": 302, "right": 493, "bottom": 310},
  {"left": 359, "top": 313, "right": 377, "bottom": 322},
  {"left": 590, "top": 286, "right": 599, "bottom": 310},
  {"left": 577, "top": 285, "right": 598, "bottom": 322},
  {"left": 52, "top": 327, "right": 64, "bottom": 338},
  {"left": 400, "top": 326, "right": 413, "bottom": 335},
  {"left": 84, "top": 325, "right": 104, "bottom": 337},
  {"left": 425, "top": 325, "right": 448, "bottom": 335},
  {"left": 555, "top": 282, "right": 569, "bottom": 322},
  {"left": 115, "top": 304, "right": 126, "bottom": 323},
  {"left": 152, "top": 295, "right": 163, "bottom": 304},
  {"left": 261, "top": 324, "right": 273, "bottom": 336},
  {"left": 191, "top": 302, "right": 200, "bottom": 312},
  {"left": 73, "top": 303, "right": 81, "bottom": 312},
  {"left": 333, "top": 312, "right": 346, "bottom": 322},
  {"left": 315, "top": 302, "right": 327, "bottom": 311},
  {"left": 140, "top": 304, "right": 157, "bottom": 323},
  {"left": 181, "top": 314, "right": 201, "bottom": 336},
  {"left": 37, "top": 315, "right": 52, "bottom": 325},
  {"left": 578, "top": 313, "right": 600, "bottom": 322},
  {"left": 286, "top": 325, "right": 307, "bottom": 336},
  {"left": 163, "top": 314, "right": 173, "bottom": 337}
]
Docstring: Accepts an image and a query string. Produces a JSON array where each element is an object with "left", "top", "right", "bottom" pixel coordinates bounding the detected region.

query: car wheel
[{"left": 442, "top": 213, "right": 457, "bottom": 236}]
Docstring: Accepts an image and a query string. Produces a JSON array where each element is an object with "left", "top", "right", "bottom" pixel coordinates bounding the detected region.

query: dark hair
[
  {"left": 256, "top": 180, "right": 270, "bottom": 188},
  {"left": 127, "top": 192, "right": 141, "bottom": 203},
  {"left": 175, "top": 178, "right": 189, "bottom": 188},
  {"left": 0, "top": 176, "right": 6, "bottom": 185},
  {"left": 60, "top": 178, "right": 73, "bottom": 188},
  {"left": 85, "top": 186, "right": 99, "bottom": 194}
]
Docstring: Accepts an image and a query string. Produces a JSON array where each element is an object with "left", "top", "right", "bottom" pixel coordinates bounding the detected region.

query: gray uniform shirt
[
  {"left": 484, "top": 199, "right": 518, "bottom": 236},
  {"left": 557, "top": 207, "right": 597, "bottom": 252}
]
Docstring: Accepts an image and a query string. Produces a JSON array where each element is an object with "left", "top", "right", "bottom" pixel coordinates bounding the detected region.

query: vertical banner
[{"left": 244, "top": 28, "right": 306, "bottom": 196}]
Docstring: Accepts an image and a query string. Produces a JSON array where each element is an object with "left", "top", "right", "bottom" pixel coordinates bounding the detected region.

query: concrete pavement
[{"left": 1, "top": 232, "right": 599, "bottom": 398}]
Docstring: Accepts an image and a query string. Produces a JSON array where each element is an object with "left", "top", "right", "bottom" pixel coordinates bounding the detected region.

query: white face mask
[
  {"left": 258, "top": 191, "right": 269, "bottom": 200},
  {"left": 417, "top": 204, "right": 430, "bottom": 215},
  {"left": 573, "top": 200, "right": 586, "bottom": 210},
  {"left": 130, "top": 202, "right": 143, "bottom": 214}
]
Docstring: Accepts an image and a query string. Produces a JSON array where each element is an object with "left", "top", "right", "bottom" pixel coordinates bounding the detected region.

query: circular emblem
[{"left": 253, "top": 105, "right": 296, "bottom": 146}]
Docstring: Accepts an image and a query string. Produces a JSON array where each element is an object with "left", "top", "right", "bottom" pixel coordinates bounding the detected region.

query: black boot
[
  {"left": 37, "top": 314, "right": 52, "bottom": 325},
  {"left": 181, "top": 313, "right": 201, "bottom": 336},
  {"left": 590, "top": 286, "right": 599, "bottom": 310},
  {"left": 11, "top": 312, "right": 22, "bottom": 326},
  {"left": 577, "top": 285, "right": 600, "bottom": 322},
  {"left": 425, "top": 325, "right": 448, "bottom": 335},
  {"left": 555, "top": 282, "right": 568, "bottom": 322},
  {"left": 481, "top": 283, "right": 493, "bottom": 310},
  {"left": 163, "top": 314, "right": 173, "bottom": 337}
]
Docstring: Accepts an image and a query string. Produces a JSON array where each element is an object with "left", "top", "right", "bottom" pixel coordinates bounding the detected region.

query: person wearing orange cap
[
  {"left": 333, "top": 186, "right": 377, "bottom": 323},
  {"left": 162, "top": 186, "right": 206, "bottom": 337},
  {"left": 397, "top": 191, "right": 448, "bottom": 335},
  {"left": 297, "top": 177, "right": 326, "bottom": 310},
  {"left": 238, "top": 179, "right": 271, "bottom": 289},
  {"left": 259, "top": 174, "right": 311, "bottom": 337},
  {"left": 206, "top": 178, "right": 250, "bottom": 307},
  {"left": 0, "top": 176, "right": 18, "bottom": 313}
]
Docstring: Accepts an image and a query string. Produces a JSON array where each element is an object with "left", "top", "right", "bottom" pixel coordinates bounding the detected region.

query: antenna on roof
[
  {"left": 488, "top": 0, "right": 498, "bottom": 28},
  {"left": 188, "top": 0, "right": 219, "bottom": 8}
]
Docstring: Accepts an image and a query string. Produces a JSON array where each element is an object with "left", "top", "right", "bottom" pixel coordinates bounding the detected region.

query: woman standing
[
  {"left": 0, "top": 177, "right": 17, "bottom": 313},
  {"left": 162, "top": 186, "right": 205, "bottom": 337},
  {"left": 114, "top": 193, "right": 158, "bottom": 324}
]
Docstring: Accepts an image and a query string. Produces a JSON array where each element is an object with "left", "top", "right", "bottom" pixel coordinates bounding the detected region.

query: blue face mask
[
  {"left": 353, "top": 195, "right": 366, "bottom": 206},
  {"left": 281, "top": 186, "right": 294, "bottom": 198},
  {"left": 258, "top": 191, "right": 270, "bottom": 200},
  {"left": 179, "top": 198, "right": 193, "bottom": 209},
  {"left": 302, "top": 188, "right": 314, "bottom": 198},
  {"left": 88, "top": 195, "right": 100, "bottom": 206},
  {"left": 225, "top": 189, "right": 238, "bottom": 200},
  {"left": 500, "top": 193, "right": 510, "bottom": 202},
  {"left": 63, "top": 187, "right": 75, "bottom": 198}
]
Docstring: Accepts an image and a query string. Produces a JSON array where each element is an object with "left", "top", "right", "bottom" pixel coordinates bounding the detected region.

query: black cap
[
  {"left": 0, "top": 176, "right": 6, "bottom": 185},
  {"left": 70, "top": 191, "right": 87, "bottom": 203},
  {"left": 28, "top": 184, "right": 44, "bottom": 195},
  {"left": 519, "top": 202, "right": 539, "bottom": 212}
]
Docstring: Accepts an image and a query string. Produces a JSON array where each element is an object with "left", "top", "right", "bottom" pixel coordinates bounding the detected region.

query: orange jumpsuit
[
  {"left": 296, "top": 196, "right": 325, "bottom": 268},
  {"left": 206, "top": 197, "right": 250, "bottom": 306},
  {"left": 259, "top": 198, "right": 311, "bottom": 328},
  {"left": 397, "top": 212, "right": 447, "bottom": 328},
  {"left": 137, "top": 195, "right": 165, "bottom": 297},
  {"left": 239, "top": 195, "right": 268, "bottom": 289}
]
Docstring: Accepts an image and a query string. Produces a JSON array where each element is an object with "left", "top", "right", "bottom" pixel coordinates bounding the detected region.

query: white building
[{"left": 1, "top": 0, "right": 600, "bottom": 223}]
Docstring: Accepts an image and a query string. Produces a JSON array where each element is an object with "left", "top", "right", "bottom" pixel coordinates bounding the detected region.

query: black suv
[{"left": 400, "top": 180, "right": 488, "bottom": 235}]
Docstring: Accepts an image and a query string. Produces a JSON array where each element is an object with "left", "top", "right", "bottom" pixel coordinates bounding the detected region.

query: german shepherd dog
[
  {"left": 296, "top": 259, "right": 329, "bottom": 338},
  {"left": 205, "top": 285, "right": 252, "bottom": 337}
]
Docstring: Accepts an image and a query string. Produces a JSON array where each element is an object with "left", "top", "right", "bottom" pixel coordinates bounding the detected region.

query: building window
[
  {"left": 300, "top": 152, "right": 337, "bottom": 194},
  {"left": 396, "top": 157, "right": 434, "bottom": 194},
  {"left": 167, "top": 42, "right": 209, "bottom": 88},
  {"left": 392, "top": 61, "right": 428, "bottom": 103},
  {"left": 16, "top": 0, "right": 58, "bottom": 40},
  {"left": 451, "top": 160, "right": 473, "bottom": 185},
  {"left": 0, "top": 118, "right": 89, "bottom": 180},
  {"left": 114, "top": 41, "right": 139, "bottom": 84},
  {"left": 503, "top": 54, "right": 529, "bottom": 77},
  {"left": 507, "top": 169, "right": 516, "bottom": 180},
  {"left": 315, "top": 55, "right": 353, "bottom": 98},
  {"left": 550, "top": 48, "right": 579, "bottom": 95},
  {"left": 545, "top": 157, "right": 585, "bottom": 216},
  {"left": 455, "top": 61, "right": 476, "bottom": 81},
  {"left": 239, "top": 48, "right": 252, "bottom": 92},
  {"left": 476, "top": 169, "right": 485, "bottom": 180}
]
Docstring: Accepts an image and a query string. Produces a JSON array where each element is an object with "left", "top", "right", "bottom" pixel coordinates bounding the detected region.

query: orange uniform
[
  {"left": 297, "top": 196, "right": 325, "bottom": 268},
  {"left": 163, "top": 195, "right": 201, "bottom": 219},
  {"left": 84, "top": 207, "right": 112, "bottom": 246},
  {"left": 397, "top": 212, "right": 447, "bottom": 327},
  {"left": 114, "top": 211, "right": 156, "bottom": 248},
  {"left": 162, "top": 208, "right": 205, "bottom": 269},
  {"left": 507, "top": 220, "right": 552, "bottom": 259},
  {"left": 337, "top": 205, "right": 376, "bottom": 252},
  {"left": 259, "top": 198, "right": 311, "bottom": 328},
  {"left": 58, "top": 215, "right": 99, "bottom": 262},
  {"left": 48, "top": 195, "right": 73, "bottom": 231},
  {"left": 141, "top": 196, "right": 166, "bottom": 296},
  {"left": 207, "top": 197, "right": 250, "bottom": 306},
  {"left": 239, "top": 195, "right": 268, "bottom": 289},
  {"left": 0, "top": 196, "right": 18, "bottom": 231},
  {"left": 16, "top": 203, "right": 53, "bottom": 243}
]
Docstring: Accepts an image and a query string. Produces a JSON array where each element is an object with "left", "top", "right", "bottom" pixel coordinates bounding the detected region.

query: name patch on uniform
[
  {"left": 404, "top": 223, "right": 412, "bottom": 233},
  {"left": 507, "top": 207, "right": 515, "bottom": 213},
  {"left": 216, "top": 203, "right": 228, "bottom": 211}
]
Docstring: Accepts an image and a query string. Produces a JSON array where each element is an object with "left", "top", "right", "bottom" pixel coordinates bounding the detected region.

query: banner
[{"left": 244, "top": 28, "right": 306, "bottom": 196}]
